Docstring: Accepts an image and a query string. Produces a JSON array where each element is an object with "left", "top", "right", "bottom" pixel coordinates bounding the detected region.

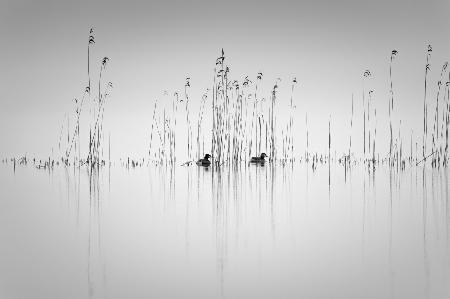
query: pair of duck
[{"left": 196, "top": 153, "right": 268, "bottom": 166}]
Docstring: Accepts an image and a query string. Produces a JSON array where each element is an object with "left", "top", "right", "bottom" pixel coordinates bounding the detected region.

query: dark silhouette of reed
[
  {"left": 389, "top": 50, "right": 398, "bottom": 166},
  {"left": 431, "top": 62, "right": 448, "bottom": 167},
  {"left": 88, "top": 28, "right": 95, "bottom": 92},
  {"left": 15, "top": 43, "right": 443, "bottom": 171},
  {"left": 363, "top": 70, "right": 371, "bottom": 160},
  {"left": 51, "top": 29, "right": 114, "bottom": 169},
  {"left": 423, "top": 45, "right": 432, "bottom": 161}
]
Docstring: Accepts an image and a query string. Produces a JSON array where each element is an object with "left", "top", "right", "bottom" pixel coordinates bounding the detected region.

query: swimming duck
[
  {"left": 196, "top": 154, "right": 211, "bottom": 166},
  {"left": 250, "top": 153, "right": 268, "bottom": 163}
]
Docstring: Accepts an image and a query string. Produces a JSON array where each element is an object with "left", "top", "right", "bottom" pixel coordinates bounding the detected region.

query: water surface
[{"left": 0, "top": 163, "right": 449, "bottom": 298}]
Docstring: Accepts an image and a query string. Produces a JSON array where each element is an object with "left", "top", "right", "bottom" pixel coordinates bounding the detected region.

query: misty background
[{"left": 1, "top": 0, "right": 450, "bottom": 160}]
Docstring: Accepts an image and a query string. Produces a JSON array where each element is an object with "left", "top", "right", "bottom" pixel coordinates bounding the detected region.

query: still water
[{"left": 0, "top": 163, "right": 449, "bottom": 299}]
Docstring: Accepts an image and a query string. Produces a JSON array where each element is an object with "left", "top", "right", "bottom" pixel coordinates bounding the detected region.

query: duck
[
  {"left": 250, "top": 153, "right": 268, "bottom": 163},
  {"left": 196, "top": 154, "right": 211, "bottom": 166}
]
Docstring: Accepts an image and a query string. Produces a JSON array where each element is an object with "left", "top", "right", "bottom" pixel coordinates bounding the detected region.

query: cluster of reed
[
  {"left": 208, "top": 50, "right": 296, "bottom": 166},
  {"left": 2, "top": 155, "right": 64, "bottom": 172},
  {"left": 58, "top": 28, "right": 113, "bottom": 168},
  {"left": 341, "top": 45, "right": 450, "bottom": 171},
  {"left": 281, "top": 78, "right": 297, "bottom": 163},
  {"left": 430, "top": 57, "right": 450, "bottom": 167},
  {"left": 145, "top": 50, "right": 298, "bottom": 167},
  {"left": 46, "top": 43, "right": 450, "bottom": 170},
  {"left": 362, "top": 70, "right": 378, "bottom": 168},
  {"left": 133, "top": 46, "right": 450, "bottom": 169},
  {"left": 148, "top": 91, "right": 179, "bottom": 165},
  {"left": 398, "top": 45, "right": 449, "bottom": 168}
]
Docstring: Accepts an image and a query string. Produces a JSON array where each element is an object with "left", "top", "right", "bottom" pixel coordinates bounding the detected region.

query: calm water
[{"left": 0, "top": 163, "right": 449, "bottom": 299}]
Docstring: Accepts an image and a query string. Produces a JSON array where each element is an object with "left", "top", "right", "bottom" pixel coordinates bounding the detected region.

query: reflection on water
[{"left": 0, "top": 163, "right": 449, "bottom": 298}]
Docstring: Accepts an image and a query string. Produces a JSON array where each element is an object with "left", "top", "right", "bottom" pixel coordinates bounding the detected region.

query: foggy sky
[{"left": 1, "top": 0, "right": 449, "bottom": 159}]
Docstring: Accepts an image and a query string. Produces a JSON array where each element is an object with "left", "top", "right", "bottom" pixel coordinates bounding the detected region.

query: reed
[
  {"left": 88, "top": 28, "right": 94, "bottom": 93},
  {"left": 431, "top": 62, "right": 447, "bottom": 167},
  {"left": 65, "top": 88, "right": 88, "bottom": 161},
  {"left": 368, "top": 90, "right": 372, "bottom": 158},
  {"left": 57, "top": 29, "right": 113, "bottom": 169},
  {"left": 46, "top": 43, "right": 450, "bottom": 170},
  {"left": 363, "top": 70, "right": 371, "bottom": 161},
  {"left": 444, "top": 68, "right": 449, "bottom": 166},
  {"left": 289, "top": 78, "right": 297, "bottom": 162},
  {"left": 389, "top": 50, "right": 398, "bottom": 166},
  {"left": 305, "top": 113, "right": 309, "bottom": 162},
  {"left": 349, "top": 94, "right": 354, "bottom": 163},
  {"left": 423, "top": 45, "right": 432, "bottom": 160},
  {"left": 184, "top": 77, "right": 191, "bottom": 161},
  {"left": 149, "top": 99, "right": 158, "bottom": 163},
  {"left": 197, "top": 90, "right": 209, "bottom": 160},
  {"left": 373, "top": 107, "right": 377, "bottom": 168},
  {"left": 88, "top": 57, "right": 111, "bottom": 166},
  {"left": 328, "top": 116, "right": 331, "bottom": 163},
  {"left": 269, "top": 81, "right": 279, "bottom": 160}
]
